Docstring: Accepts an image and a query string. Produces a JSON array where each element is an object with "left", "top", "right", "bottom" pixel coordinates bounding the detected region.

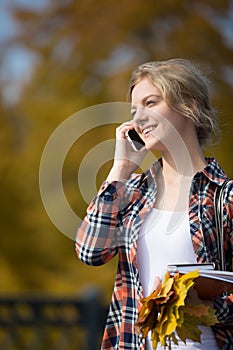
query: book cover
[{"left": 167, "top": 263, "right": 233, "bottom": 283}]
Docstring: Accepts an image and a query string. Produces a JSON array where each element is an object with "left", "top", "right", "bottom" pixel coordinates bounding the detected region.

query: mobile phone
[{"left": 125, "top": 129, "right": 145, "bottom": 151}]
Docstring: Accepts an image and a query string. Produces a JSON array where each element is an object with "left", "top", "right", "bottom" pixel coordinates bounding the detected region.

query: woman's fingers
[
  {"left": 152, "top": 276, "right": 161, "bottom": 292},
  {"left": 113, "top": 121, "right": 147, "bottom": 170},
  {"left": 116, "top": 121, "right": 134, "bottom": 139}
]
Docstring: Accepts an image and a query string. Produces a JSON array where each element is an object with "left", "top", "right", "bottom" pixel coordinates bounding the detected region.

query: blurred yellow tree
[{"left": 0, "top": 0, "right": 232, "bottom": 294}]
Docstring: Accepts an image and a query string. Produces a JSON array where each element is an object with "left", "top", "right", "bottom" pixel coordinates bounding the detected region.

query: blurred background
[{"left": 0, "top": 0, "right": 233, "bottom": 340}]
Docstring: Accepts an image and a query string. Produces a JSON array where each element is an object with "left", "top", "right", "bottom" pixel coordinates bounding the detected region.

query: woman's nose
[{"left": 133, "top": 106, "right": 148, "bottom": 124}]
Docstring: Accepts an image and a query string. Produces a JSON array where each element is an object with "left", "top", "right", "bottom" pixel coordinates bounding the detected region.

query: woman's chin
[{"left": 145, "top": 141, "right": 163, "bottom": 152}]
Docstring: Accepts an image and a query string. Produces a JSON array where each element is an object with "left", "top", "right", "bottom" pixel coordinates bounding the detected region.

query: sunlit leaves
[
  {"left": 136, "top": 271, "right": 217, "bottom": 349},
  {"left": 0, "top": 0, "right": 233, "bottom": 293}
]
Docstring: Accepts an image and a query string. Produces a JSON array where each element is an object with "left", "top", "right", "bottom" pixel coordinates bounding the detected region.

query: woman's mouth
[{"left": 142, "top": 126, "right": 157, "bottom": 136}]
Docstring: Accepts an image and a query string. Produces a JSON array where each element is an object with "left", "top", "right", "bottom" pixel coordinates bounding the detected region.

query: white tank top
[
  {"left": 137, "top": 208, "right": 218, "bottom": 350},
  {"left": 137, "top": 208, "right": 196, "bottom": 296}
]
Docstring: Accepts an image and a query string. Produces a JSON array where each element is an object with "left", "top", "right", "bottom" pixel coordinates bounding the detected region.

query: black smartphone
[{"left": 125, "top": 129, "right": 145, "bottom": 151}]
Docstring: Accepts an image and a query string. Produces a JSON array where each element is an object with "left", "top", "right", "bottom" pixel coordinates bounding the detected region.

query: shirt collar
[
  {"left": 149, "top": 157, "right": 228, "bottom": 186},
  {"left": 195, "top": 157, "right": 228, "bottom": 185}
]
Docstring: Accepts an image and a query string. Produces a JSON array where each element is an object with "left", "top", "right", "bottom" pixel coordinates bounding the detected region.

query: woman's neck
[
  {"left": 161, "top": 133, "right": 207, "bottom": 182},
  {"left": 154, "top": 146, "right": 207, "bottom": 211},
  {"left": 161, "top": 154, "right": 207, "bottom": 184}
]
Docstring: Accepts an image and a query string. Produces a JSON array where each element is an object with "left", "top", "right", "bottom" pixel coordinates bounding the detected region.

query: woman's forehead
[{"left": 131, "top": 78, "right": 162, "bottom": 103}]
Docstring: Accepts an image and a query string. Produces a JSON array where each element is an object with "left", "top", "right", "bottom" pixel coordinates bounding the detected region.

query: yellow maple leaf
[{"left": 136, "top": 270, "right": 217, "bottom": 349}]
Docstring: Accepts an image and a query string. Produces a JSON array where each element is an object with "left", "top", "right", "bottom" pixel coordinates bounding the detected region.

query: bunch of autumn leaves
[{"left": 136, "top": 270, "right": 217, "bottom": 349}]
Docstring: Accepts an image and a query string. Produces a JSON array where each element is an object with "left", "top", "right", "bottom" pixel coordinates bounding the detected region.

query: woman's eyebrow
[
  {"left": 131, "top": 94, "right": 161, "bottom": 110},
  {"left": 143, "top": 94, "right": 161, "bottom": 101}
]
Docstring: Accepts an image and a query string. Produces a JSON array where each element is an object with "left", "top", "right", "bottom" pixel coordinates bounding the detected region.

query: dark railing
[{"left": 0, "top": 288, "right": 107, "bottom": 350}]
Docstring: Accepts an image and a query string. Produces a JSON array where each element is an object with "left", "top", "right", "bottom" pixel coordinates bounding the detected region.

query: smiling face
[{"left": 131, "top": 78, "right": 195, "bottom": 152}]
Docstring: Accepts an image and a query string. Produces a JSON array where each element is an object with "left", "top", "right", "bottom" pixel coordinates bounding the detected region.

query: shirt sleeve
[
  {"left": 213, "top": 181, "right": 233, "bottom": 324},
  {"left": 75, "top": 177, "right": 142, "bottom": 266}
]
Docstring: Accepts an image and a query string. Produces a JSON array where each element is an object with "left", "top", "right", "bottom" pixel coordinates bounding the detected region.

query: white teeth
[{"left": 143, "top": 126, "right": 154, "bottom": 135}]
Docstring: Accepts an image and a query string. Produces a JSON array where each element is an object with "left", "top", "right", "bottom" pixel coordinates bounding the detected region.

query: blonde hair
[{"left": 128, "top": 58, "right": 219, "bottom": 147}]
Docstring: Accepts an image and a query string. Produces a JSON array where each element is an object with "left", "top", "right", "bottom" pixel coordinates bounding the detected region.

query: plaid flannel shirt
[{"left": 76, "top": 158, "right": 233, "bottom": 349}]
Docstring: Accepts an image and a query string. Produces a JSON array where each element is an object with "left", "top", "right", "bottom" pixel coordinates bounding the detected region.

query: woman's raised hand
[{"left": 106, "top": 121, "right": 147, "bottom": 182}]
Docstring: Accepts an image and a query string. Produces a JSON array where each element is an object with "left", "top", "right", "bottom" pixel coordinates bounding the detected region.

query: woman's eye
[{"left": 146, "top": 100, "right": 156, "bottom": 106}]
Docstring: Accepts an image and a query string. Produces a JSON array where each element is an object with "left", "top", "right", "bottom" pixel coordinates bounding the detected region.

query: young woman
[{"left": 76, "top": 58, "right": 233, "bottom": 349}]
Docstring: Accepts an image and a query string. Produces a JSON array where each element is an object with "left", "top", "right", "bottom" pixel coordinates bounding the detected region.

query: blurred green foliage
[{"left": 0, "top": 0, "right": 233, "bottom": 299}]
